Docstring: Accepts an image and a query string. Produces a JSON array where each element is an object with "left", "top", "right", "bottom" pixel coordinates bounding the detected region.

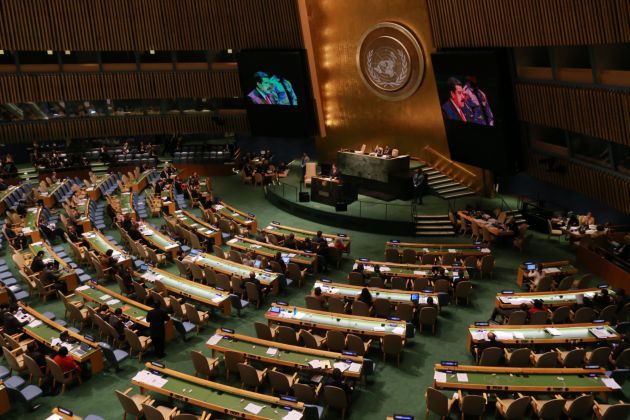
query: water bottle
[{"left": 293, "top": 307, "right": 296, "bottom": 317}]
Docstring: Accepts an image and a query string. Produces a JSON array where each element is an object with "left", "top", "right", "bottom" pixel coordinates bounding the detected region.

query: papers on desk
[
  {"left": 27, "top": 320, "right": 42, "bottom": 328},
  {"left": 414, "top": 270, "right": 428, "bottom": 276},
  {"left": 99, "top": 294, "right": 112, "bottom": 301},
  {"left": 448, "top": 249, "right": 457, "bottom": 253},
  {"left": 294, "top": 312, "right": 305, "bottom": 320},
  {"left": 334, "top": 362, "right": 350, "bottom": 372},
  {"left": 107, "top": 299, "right": 121, "bottom": 306},
  {"left": 165, "top": 244, "right": 179, "bottom": 250},
  {"left": 602, "top": 378, "right": 622, "bottom": 389},
  {"left": 392, "top": 326, "right": 405, "bottom": 335},
  {"left": 542, "top": 267, "right": 561, "bottom": 275},
  {"left": 545, "top": 327, "right": 562, "bottom": 336},
  {"left": 266, "top": 225, "right": 275, "bottom": 230},
  {"left": 349, "top": 362, "right": 362, "bottom": 373},
  {"left": 227, "top": 238, "right": 237, "bottom": 244},
  {"left": 471, "top": 331, "right": 488, "bottom": 341},
  {"left": 214, "top": 205, "right": 224, "bottom": 210},
  {"left": 380, "top": 266, "right": 391, "bottom": 272},
  {"left": 231, "top": 212, "right": 240, "bottom": 217},
  {"left": 22, "top": 227, "right": 32, "bottom": 234},
  {"left": 373, "top": 326, "right": 386, "bottom": 332},
  {"left": 457, "top": 373, "right": 469, "bottom": 382},
  {"left": 308, "top": 359, "right": 331, "bottom": 369},
  {"left": 266, "top": 347, "right": 278, "bottom": 356},
  {"left": 434, "top": 371, "right": 447, "bottom": 382},
  {"left": 481, "top": 248, "right": 491, "bottom": 253},
  {"left": 206, "top": 334, "right": 222, "bottom": 346},
  {"left": 45, "top": 415, "right": 64, "bottom": 420},
  {"left": 590, "top": 327, "right": 616, "bottom": 339},
  {"left": 494, "top": 331, "right": 514, "bottom": 340},
  {"left": 142, "top": 272, "right": 159, "bottom": 283},
  {"left": 513, "top": 332, "right": 525, "bottom": 339},
  {"left": 76, "top": 285, "right": 90, "bottom": 291},
  {"left": 283, "top": 409, "right": 303, "bottom": 420},
  {"left": 211, "top": 295, "right": 224, "bottom": 303},
  {"left": 250, "top": 244, "right": 262, "bottom": 249},
  {"left": 132, "top": 370, "right": 168, "bottom": 389}
]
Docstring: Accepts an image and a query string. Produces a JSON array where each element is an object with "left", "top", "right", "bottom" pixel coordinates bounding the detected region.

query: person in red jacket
[{"left": 53, "top": 346, "right": 81, "bottom": 374}]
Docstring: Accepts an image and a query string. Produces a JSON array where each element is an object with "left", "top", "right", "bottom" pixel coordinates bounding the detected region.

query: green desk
[
  {"left": 466, "top": 323, "right": 620, "bottom": 351},
  {"left": 119, "top": 192, "right": 135, "bottom": 217},
  {"left": 227, "top": 237, "right": 318, "bottom": 273},
  {"left": 75, "top": 283, "right": 173, "bottom": 342},
  {"left": 433, "top": 364, "right": 613, "bottom": 393},
  {"left": 266, "top": 303, "right": 408, "bottom": 341},
  {"left": 185, "top": 252, "right": 280, "bottom": 294},
  {"left": 131, "top": 170, "right": 154, "bottom": 193},
  {"left": 313, "top": 281, "right": 435, "bottom": 306},
  {"left": 21, "top": 207, "right": 42, "bottom": 242},
  {"left": 516, "top": 260, "right": 578, "bottom": 286},
  {"left": 207, "top": 329, "right": 363, "bottom": 378},
  {"left": 212, "top": 201, "right": 257, "bottom": 233},
  {"left": 81, "top": 230, "right": 132, "bottom": 269},
  {"left": 29, "top": 241, "right": 79, "bottom": 291},
  {"left": 355, "top": 260, "right": 469, "bottom": 280},
  {"left": 133, "top": 364, "right": 304, "bottom": 420},
  {"left": 141, "top": 268, "right": 231, "bottom": 314},
  {"left": 496, "top": 288, "right": 614, "bottom": 309},
  {"left": 138, "top": 222, "right": 180, "bottom": 258},
  {"left": 264, "top": 222, "right": 351, "bottom": 253},
  {"left": 385, "top": 242, "right": 489, "bottom": 260},
  {"left": 173, "top": 210, "right": 222, "bottom": 246},
  {"left": 19, "top": 303, "right": 104, "bottom": 374}
]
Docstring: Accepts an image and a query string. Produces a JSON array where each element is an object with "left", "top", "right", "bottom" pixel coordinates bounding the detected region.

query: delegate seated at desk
[{"left": 330, "top": 163, "right": 341, "bottom": 180}]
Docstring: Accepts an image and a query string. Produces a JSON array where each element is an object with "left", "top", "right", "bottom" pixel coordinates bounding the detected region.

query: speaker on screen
[
  {"left": 431, "top": 49, "right": 522, "bottom": 175},
  {"left": 237, "top": 49, "right": 317, "bottom": 138}
]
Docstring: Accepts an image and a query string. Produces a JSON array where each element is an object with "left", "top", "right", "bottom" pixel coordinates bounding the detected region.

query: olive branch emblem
[{"left": 366, "top": 48, "right": 409, "bottom": 90}]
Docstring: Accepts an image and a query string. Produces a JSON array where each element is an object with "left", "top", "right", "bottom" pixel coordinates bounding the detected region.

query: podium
[{"left": 310, "top": 176, "right": 358, "bottom": 206}]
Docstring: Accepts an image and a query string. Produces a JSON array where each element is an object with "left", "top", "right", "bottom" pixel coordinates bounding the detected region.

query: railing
[
  {"left": 266, "top": 181, "right": 414, "bottom": 222},
  {"left": 417, "top": 146, "right": 487, "bottom": 194}
]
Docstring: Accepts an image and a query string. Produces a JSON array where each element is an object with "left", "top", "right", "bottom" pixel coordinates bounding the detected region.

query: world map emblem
[{"left": 357, "top": 22, "right": 425, "bottom": 101}]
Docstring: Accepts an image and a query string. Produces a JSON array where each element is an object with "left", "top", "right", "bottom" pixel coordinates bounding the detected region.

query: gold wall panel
[{"left": 305, "top": 0, "right": 463, "bottom": 168}]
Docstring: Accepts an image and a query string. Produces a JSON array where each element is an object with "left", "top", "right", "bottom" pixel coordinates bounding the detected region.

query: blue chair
[
  {"left": 6, "top": 383, "right": 43, "bottom": 411},
  {"left": 98, "top": 342, "right": 129, "bottom": 372},
  {"left": 172, "top": 318, "right": 196, "bottom": 342}
]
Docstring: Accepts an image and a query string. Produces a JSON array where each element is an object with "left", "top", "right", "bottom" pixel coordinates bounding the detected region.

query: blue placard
[
  {"left": 276, "top": 301, "right": 288, "bottom": 306},
  {"left": 280, "top": 395, "right": 297, "bottom": 403},
  {"left": 221, "top": 328, "right": 234, "bottom": 333},
  {"left": 393, "top": 416, "right": 414, "bottom": 420},
  {"left": 593, "top": 319, "right": 605, "bottom": 324},
  {"left": 337, "top": 233, "right": 347, "bottom": 237},
  {"left": 272, "top": 221, "right": 280, "bottom": 225},
  {"left": 321, "top": 279, "right": 332, "bottom": 283},
  {"left": 359, "top": 257, "right": 370, "bottom": 261},
  {"left": 501, "top": 290, "right": 514, "bottom": 294},
  {"left": 342, "top": 350, "right": 357, "bottom": 356},
  {"left": 388, "top": 316, "right": 401, "bottom": 321},
  {"left": 248, "top": 213, "right": 255, "bottom": 218},
  {"left": 475, "top": 322, "right": 489, "bottom": 326},
  {"left": 598, "top": 284, "right": 609, "bottom": 289},
  {"left": 150, "top": 361, "right": 165, "bottom": 368},
  {"left": 440, "top": 361, "right": 458, "bottom": 366},
  {"left": 390, "top": 239, "right": 399, "bottom": 243}
]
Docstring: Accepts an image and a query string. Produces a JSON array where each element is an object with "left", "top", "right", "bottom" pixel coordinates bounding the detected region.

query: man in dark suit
[
  {"left": 30, "top": 250, "right": 46, "bottom": 273},
  {"left": 412, "top": 168, "right": 426, "bottom": 204},
  {"left": 442, "top": 77, "right": 468, "bottom": 122},
  {"left": 108, "top": 308, "right": 125, "bottom": 335},
  {"left": 283, "top": 233, "right": 297, "bottom": 250},
  {"left": 146, "top": 299, "right": 170, "bottom": 358}
]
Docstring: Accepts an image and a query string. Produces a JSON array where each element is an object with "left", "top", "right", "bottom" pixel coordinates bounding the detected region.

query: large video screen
[
  {"left": 432, "top": 50, "right": 521, "bottom": 174},
  {"left": 237, "top": 50, "right": 316, "bottom": 137}
]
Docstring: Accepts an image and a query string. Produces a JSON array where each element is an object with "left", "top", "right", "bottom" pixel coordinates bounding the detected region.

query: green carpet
[{"left": 2, "top": 173, "right": 623, "bottom": 419}]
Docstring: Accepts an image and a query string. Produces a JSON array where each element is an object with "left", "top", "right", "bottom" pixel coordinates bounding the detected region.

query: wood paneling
[
  {"left": 515, "top": 82, "right": 630, "bottom": 147},
  {"left": 427, "top": 0, "right": 630, "bottom": 48},
  {"left": 0, "top": 113, "right": 249, "bottom": 143},
  {"left": 0, "top": 71, "right": 241, "bottom": 102},
  {"left": 527, "top": 151, "right": 630, "bottom": 215},
  {"left": 0, "top": 0, "right": 303, "bottom": 50}
]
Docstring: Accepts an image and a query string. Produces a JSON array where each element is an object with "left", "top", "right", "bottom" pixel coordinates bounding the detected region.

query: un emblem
[{"left": 357, "top": 22, "right": 425, "bottom": 101}]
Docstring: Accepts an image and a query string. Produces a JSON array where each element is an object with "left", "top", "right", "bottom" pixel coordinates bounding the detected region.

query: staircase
[
  {"left": 417, "top": 162, "right": 476, "bottom": 200},
  {"left": 414, "top": 214, "right": 455, "bottom": 237},
  {"left": 17, "top": 166, "right": 38, "bottom": 183},
  {"left": 90, "top": 161, "right": 109, "bottom": 176},
  {"left": 505, "top": 209, "right": 527, "bottom": 225}
]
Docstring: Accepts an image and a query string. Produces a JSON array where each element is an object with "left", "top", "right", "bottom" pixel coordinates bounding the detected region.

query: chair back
[
  {"left": 385, "top": 248, "right": 399, "bottom": 263},
  {"left": 269, "top": 261, "right": 283, "bottom": 274},
  {"left": 326, "top": 330, "right": 346, "bottom": 352},
  {"left": 286, "top": 263, "right": 304, "bottom": 287},
  {"left": 3, "top": 346, "right": 24, "bottom": 372},
  {"left": 506, "top": 348, "right": 532, "bottom": 367},
  {"left": 170, "top": 298, "right": 185, "bottom": 319},
  {"left": 268, "top": 369, "right": 291, "bottom": 394},
  {"left": 184, "top": 303, "right": 202, "bottom": 325},
  {"left": 551, "top": 306, "right": 570, "bottom": 324},
  {"left": 245, "top": 282, "right": 260, "bottom": 306},
  {"left": 556, "top": 276, "right": 574, "bottom": 291},
  {"left": 46, "top": 356, "right": 70, "bottom": 385},
  {"left": 346, "top": 334, "right": 367, "bottom": 356},
  {"left": 507, "top": 310, "right": 527, "bottom": 325},
  {"left": 348, "top": 272, "right": 364, "bottom": 286},
  {"left": 587, "top": 347, "right": 612, "bottom": 366},
  {"left": 425, "top": 387, "right": 450, "bottom": 416},
  {"left": 373, "top": 298, "right": 391, "bottom": 318},
  {"left": 401, "top": 249, "right": 416, "bottom": 264},
  {"left": 124, "top": 328, "right": 143, "bottom": 353},
  {"left": 115, "top": 389, "right": 143, "bottom": 417},
  {"left": 229, "top": 250, "right": 242, "bottom": 264},
  {"left": 23, "top": 354, "right": 44, "bottom": 384},
  {"left": 224, "top": 351, "right": 245, "bottom": 375},
  {"left": 564, "top": 394, "right": 593, "bottom": 418},
  {"left": 413, "top": 277, "right": 432, "bottom": 291},
  {"left": 454, "top": 281, "right": 472, "bottom": 299},
  {"left": 478, "top": 347, "right": 503, "bottom": 366},
  {"left": 616, "top": 348, "right": 630, "bottom": 368},
  {"left": 191, "top": 350, "right": 213, "bottom": 377},
  {"left": 299, "top": 329, "right": 320, "bottom": 349},
  {"left": 562, "top": 348, "right": 586, "bottom": 368},
  {"left": 529, "top": 310, "right": 549, "bottom": 325},
  {"left": 293, "top": 383, "right": 318, "bottom": 404},
  {"left": 504, "top": 396, "right": 531, "bottom": 419},
  {"left": 213, "top": 245, "right": 226, "bottom": 259},
  {"left": 328, "top": 296, "right": 346, "bottom": 314},
  {"left": 368, "top": 276, "right": 384, "bottom": 288},
  {"left": 143, "top": 403, "right": 171, "bottom": 420},
  {"left": 254, "top": 321, "right": 274, "bottom": 341},
  {"left": 276, "top": 326, "right": 298, "bottom": 346},
  {"left": 600, "top": 403, "right": 630, "bottom": 419},
  {"left": 382, "top": 334, "right": 402, "bottom": 356},
  {"left": 434, "top": 279, "right": 450, "bottom": 294},
  {"left": 391, "top": 276, "right": 408, "bottom": 290},
  {"left": 238, "top": 362, "right": 262, "bottom": 388},
  {"left": 463, "top": 255, "right": 477, "bottom": 270},
  {"left": 132, "top": 281, "right": 148, "bottom": 302},
  {"left": 395, "top": 303, "right": 414, "bottom": 322},
  {"left": 535, "top": 351, "right": 558, "bottom": 367},
  {"left": 352, "top": 300, "right": 371, "bottom": 316},
  {"left": 151, "top": 291, "right": 170, "bottom": 311},
  {"left": 216, "top": 273, "right": 231, "bottom": 291},
  {"left": 442, "top": 253, "right": 457, "bottom": 266},
  {"left": 421, "top": 254, "right": 436, "bottom": 265},
  {"left": 461, "top": 394, "right": 486, "bottom": 416},
  {"left": 599, "top": 304, "right": 618, "bottom": 323},
  {"left": 304, "top": 295, "right": 323, "bottom": 310},
  {"left": 536, "top": 276, "right": 553, "bottom": 292},
  {"left": 419, "top": 306, "right": 438, "bottom": 326},
  {"left": 576, "top": 273, "right": 592, "bottom": 289},
  {"left": 480, "top": 255, "right": 494, "bottom": 275},
  {"left": 323, "top": 385, "right": 348, "bottom": 410},
  {"left": 175, "top": 259, "right": 190, "bottom": 278},
  {"left": 188, "top": 264, "right": 204, "bottom": 283},
  {"left": 537, "top": 398, "right": 564, "bottom": 419},
  {"left": 203, "top": 267, "right": 217, "bottom": 286}
]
